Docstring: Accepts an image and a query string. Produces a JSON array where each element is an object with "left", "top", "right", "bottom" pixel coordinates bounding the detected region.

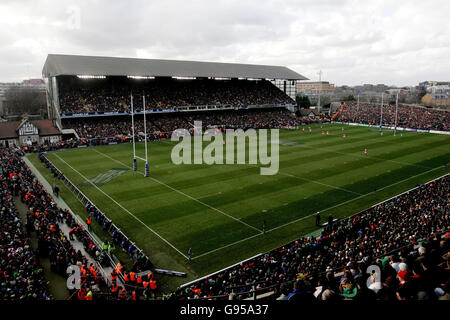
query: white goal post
[{"left": 131, "top": 93, "right": 149, "bottom": 177}]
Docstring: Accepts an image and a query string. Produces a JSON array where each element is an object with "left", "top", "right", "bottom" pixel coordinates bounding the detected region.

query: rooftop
[{"left": 42, "top": 54, "right": 308, "bottom": 81}]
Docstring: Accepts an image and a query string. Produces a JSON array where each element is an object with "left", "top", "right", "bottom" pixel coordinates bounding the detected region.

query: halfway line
[{"left": 193, "top": 165, "right": 446, "bottom": 259}]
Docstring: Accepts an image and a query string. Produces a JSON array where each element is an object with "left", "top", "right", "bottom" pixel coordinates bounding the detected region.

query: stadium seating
[
  {"left": 38, "top": 153, "right": 156, "bottom": 300},
  {"left": 3, "top": 127, "right": 449, "bottom": 301},
  {"left": 0, "top": 148, "right": 116, "bottom": 300},
  {"left": 334, "top": 102, "right": 450, "bottom": 131},
  {"left": 0, "top": 146, "right": 161, "bottom": 301},
  {"left": 58, "top": 79, "right": 294, "bottom": 115},
  {"left": 171, "top": 175, "right": 449, "bottom": 301},
  {"left": 61, "top": 108, "right": 306, "bottom": 140},
  {"left": 3, "top": 98, "right": 449, "bottom": 301},
  {"left": 0, "top": 150, "right": 52, "bottom": 300}
]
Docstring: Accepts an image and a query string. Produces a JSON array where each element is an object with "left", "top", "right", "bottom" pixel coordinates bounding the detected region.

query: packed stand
[
  {"left": 39, "top": 154, "right": 157, "bottom": 300},
  {"left": 171, "top": 175, "right": 449, "bottom": 301},
  {"left": 61, "top": 117, "right": 164, "bottom": 141},
  {"left": 334, "top": 102, "right": 450, "bottom": 131},
  {"left": 61, "top": 108, "right": 305, "bottom": 140},
  {"left": 1, "top": 148, "right": 113, "bottom": 300},
  {"left": 58, "top": 79, "right": 294, "bottom": 115},
  {"left": 0, "top": 149, "right": 52, "bottom": 300}
]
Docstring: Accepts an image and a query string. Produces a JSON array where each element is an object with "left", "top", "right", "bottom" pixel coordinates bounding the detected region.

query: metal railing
[
  {"left": 39, "top": 152, "right": 448, "bottom": 300},
  {"left": 186, "top": 173, "right": 449, "bottom": 300},
  {"left": 22, "top": 156, "right": 114, "bottom": 291},
  {"left": 41, "top": 154, "right": 152, "bottom": 274}
]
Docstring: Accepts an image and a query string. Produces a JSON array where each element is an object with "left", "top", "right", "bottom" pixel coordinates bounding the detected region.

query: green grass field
[{"left": 28, "top": 123, "right": 450, "bottom": 291}]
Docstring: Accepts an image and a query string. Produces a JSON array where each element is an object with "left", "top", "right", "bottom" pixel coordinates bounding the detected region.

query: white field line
[
  {"left": 52, "top": 153, "right": 190, "bottom": 260},
  {"left": 154, "top": 127, "right": 439, "bottom": 170},
  {"left": 161, "top": 131, "right": 429, "bottom": 197},
  {"left": 245, "top": 163, "right": 364, "bottom": 196},
  {"left": 279, "top": 172, "right": 363, "bottom": 196},
  {"left": 194, "top": 164, "right": 446, "bottom": 259},
  {"left": 145, "top": 131, "right": 424, "bottom": 194},
  {"left": 192, "top": 233, "right": 263, "bottom": 260},
  {"left": 292, "top": 134, "right": 433, "bottom": 169},
  {"left": 160, "top": 140, "right": 365, "bottom": 197},
  {"left": 93, "top": 141, "right": 446, "bottom": 260},
  {"left": 266, "top": 164, "right": 446, "bottom": 233},
  {"left": 92, "top": 148, "right": 263, "bottom": 234}
]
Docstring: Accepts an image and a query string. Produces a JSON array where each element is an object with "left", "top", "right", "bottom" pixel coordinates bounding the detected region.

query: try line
[
  {"left": 92, "top": 144, "right": 447, "bottom": 260},
  {"left": 51, "top": 152, "right": 190, "bottom": 260},
  {"left": 52, "top": 146, "right": 447, "bottom": 261},
  {"left": 91, "top": 148, "right": 263, "bottom": 234}
]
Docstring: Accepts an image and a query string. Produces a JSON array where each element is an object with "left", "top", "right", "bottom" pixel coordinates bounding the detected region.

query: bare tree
[
  {"left": 318, "top": 95, "right": 331, "bottom": 107},
  {"left": 398, "top": 93, "right": 408, "bottom": 104},
  {"left": 415, "top": 89, "right": 427, "bottom": 105},
  {"left": 4, "top": 85, "right": 46, "bottom": 117}
]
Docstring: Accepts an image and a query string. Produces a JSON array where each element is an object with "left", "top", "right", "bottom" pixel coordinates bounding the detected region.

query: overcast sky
[{"left": 0, "top": 0, "right": 449, "bottom": 86}]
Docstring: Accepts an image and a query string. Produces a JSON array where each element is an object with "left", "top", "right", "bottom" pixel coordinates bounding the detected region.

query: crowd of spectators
[
  {"left": 58, "top": 79, "right": 294, "bottom": 114},
  {"left": 39, "top": 154, "right": 156, "bottom": 300},
  {"left": 6, "top": 95, "right": 449, "bottom": 302},
  {"left": 4, "top": 139, "right": 448, "bottom": 302},
  {"left": 5, "top": 150, "right": 448, "bottom": 302},
  {"left": 1, "top": 143, "right": 163, "bottom": 301},
  {"left": 61, "top": 108, "right": 315, "bottom": 141},
  {"left": 0, "top": 149, "right": 52, "bottom": 300},
  {"left": 61, "top": 117, "right": 160, "bottom": 141},
  {"left": 0, "top": 147, "right": 118, "bottom": 300},
  {"left": 171, "top": 175, "right": 449, "bottom": 301},
  {"left": 83, "top": 202, "right": 152, "bottom": 273},
  {"left": 184, "top": 108, "right": 304, "bottom": 130},
  {"left": 334, "top": 102, "right": 450, "bottom": 131},
  {"left": 20, "top": 139, "right": 91, "bottom": 154}
]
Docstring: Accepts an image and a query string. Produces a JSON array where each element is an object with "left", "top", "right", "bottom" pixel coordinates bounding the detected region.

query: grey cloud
[{"left": 0, "top": 0, "right": 448, "bottom": 86}]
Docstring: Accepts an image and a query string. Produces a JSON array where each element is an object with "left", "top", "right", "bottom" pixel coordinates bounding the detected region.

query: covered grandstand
[{"left": 42, "top": 54, "right": 308, "bottom": 133}]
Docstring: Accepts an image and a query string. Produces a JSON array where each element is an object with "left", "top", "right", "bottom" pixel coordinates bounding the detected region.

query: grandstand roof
[{"left": 42, "top": 54, "right": 308, "bottom": 80}]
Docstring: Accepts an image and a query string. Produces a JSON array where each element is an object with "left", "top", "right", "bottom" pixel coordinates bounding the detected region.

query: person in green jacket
[{"left": 101, "top": 240, "right": 115, "bottom": 254}]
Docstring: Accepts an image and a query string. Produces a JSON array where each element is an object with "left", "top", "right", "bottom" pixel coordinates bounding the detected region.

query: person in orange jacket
[
  {"left": 110, "top": 269, "right": 118, "bottom": 282},
  {"left": 136, "top": 275, "right": 143, "bottom": 287},
  {"left": 123, "top": 271, "right": 130, "bottom": 284},
  {"left": 118, "top": 287, "right": 127, "bottom": 300},
  {"left": 77, "top": 287, "right": 86, "bottom": 300},
  {"left": 129, "top": 271, "right": 136, "bottom": 284},
  {"left": 149, "top": 278, "right": 157, "bottom": 291},
  {"left": 80, "top": 265, "right": 87, "bottom": 279},
  {"left": 115, "top": 262, "right": 123, "bottom": 275},
  {"left": 90, "top": 265, "right": 99, "bottom": 282},
  {"left": 111, "top": 281, "right": 119, "bottom": 298},
  {"left": 86, "top": 216, "right": 92, "bottom": 231}
]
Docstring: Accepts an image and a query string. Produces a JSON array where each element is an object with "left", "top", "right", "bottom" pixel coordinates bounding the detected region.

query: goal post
[
  {"left": 143, "top": 93, "right": 149, "bottom": 177},
  {"left": 131, "top": 94, "right": 137, "bottom": 171},
  {"left": 130, "top": 92, "right": 149, "bottom": 177}
]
